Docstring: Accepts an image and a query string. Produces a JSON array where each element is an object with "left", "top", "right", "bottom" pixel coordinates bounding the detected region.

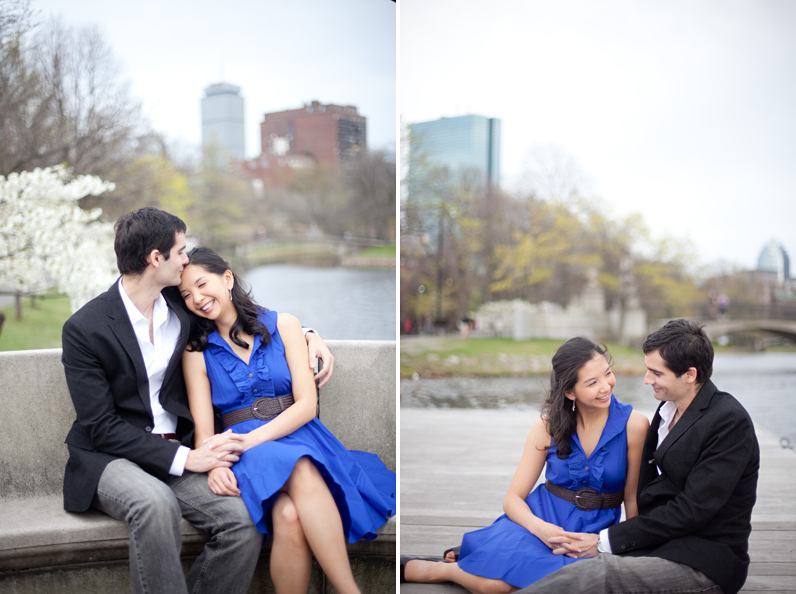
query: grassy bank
[
  {"left": 245, "top": 242, "right": 336, "bottom": 266},
  {"left": 400, "top": 335, "right": 647, "bottom": 379},
  {"left": 354, "top": 244, "right": 395, "bottom": 258},
  {"left": 245, "top": 242, "right": 395, "bottom": 267},
  {"left": 0, "top": 295, "right": 72, "bottom": 351}
]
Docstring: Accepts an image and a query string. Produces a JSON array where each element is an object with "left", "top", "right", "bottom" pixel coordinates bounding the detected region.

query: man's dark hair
[
  {"left": 643, "top": 319, "right": 713, "bottom": 385},
  {"left": 114, "top": 208, "right": 187, "bottom": 275}
]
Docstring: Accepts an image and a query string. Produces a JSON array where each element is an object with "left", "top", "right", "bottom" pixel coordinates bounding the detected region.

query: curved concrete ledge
[{"left": 0, "top": 342, "right": 396, "bottom": 592}]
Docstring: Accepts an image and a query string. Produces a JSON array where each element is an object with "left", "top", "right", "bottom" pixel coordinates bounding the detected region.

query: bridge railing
[{"left": 646, "top": 302, "right": 796, "bottom": 323}]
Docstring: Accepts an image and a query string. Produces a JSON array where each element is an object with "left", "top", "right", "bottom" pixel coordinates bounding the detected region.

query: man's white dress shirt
[
  {"left": 598, "top": 400, "right": 678, "bottom": 554},
  {"left": 119, "top": 278, "right": 190, "bottom": 475}
]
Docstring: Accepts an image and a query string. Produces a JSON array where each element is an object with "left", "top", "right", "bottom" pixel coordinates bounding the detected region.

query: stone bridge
[{"left": 700, "top": 319, "right": 796, "bottom": 342}]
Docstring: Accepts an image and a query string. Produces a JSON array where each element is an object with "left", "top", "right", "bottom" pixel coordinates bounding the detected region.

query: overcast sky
[
  {"left": 31, "top": 0, "right": 396, "bottom": 157},
  {"left": 401, "top": 0, "right": 796, "bottom": 271}
]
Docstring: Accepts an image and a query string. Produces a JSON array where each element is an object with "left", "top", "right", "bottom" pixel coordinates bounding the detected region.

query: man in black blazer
[
  {"left": 62, "top": 208, "right": 335, "bottom": 594},
  {"left": 516, "top": 319, "right": 759, "bottom": 594}
]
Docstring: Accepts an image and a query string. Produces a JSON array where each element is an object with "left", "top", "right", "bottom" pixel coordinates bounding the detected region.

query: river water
[
  {"left": 400, "top": 352, "right": 796, "bottom": 444},
  {"left": 243, "top": 264, "right": 396, "bottom": 340}
]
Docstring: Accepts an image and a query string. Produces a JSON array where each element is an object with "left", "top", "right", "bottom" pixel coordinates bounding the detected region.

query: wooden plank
[
  {"left": 742, "top": 575, "right": 796, "bottom": 591},
  {"left": 747, "top": 562, "right": 796, "bottom": 576}
]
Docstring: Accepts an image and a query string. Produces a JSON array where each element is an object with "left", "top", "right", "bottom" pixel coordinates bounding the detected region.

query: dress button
[
  {"left": 249, "top": 373, "right": 253, "bottom": 377},
  {"left": 253, "top": 389, "right": 258, "bottom": 393},
  {"left": 145, "top": 426, "right": 152, "bottom": 432},
  {"left": 621, "top": 544, "right": 627, "bottom": 550},
  {"left": 584, "top": 466, "right": 588, "bottom": 470}
]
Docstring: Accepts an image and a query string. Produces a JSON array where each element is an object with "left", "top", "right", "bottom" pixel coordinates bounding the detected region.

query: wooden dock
[{"left": 400, "top": 407, "right": 796, "bottom": 593}]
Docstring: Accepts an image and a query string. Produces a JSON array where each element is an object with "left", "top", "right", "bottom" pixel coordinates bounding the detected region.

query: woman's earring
[
  {"left": 229, "top": 287, "right": 233, "bottom": 301},
  {"left": 571, "top": 400, "right": 576, "bottom": 412}
]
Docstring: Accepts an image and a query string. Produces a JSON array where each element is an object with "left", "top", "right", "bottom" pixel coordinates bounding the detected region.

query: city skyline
[
  {"left": 402, "top": 0, "right": 796, "bottom": 270},
  {"left": 31, "top": 0, "right": 396, "bottom": 158}
]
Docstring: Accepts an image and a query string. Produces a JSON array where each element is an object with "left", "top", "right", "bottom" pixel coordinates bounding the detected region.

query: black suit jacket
[
  {"left": 61, "top": 281, "right": 196, "bottom": 512},
  {"left": 608, "top": 380, "right": 759, "bottom": 594}
]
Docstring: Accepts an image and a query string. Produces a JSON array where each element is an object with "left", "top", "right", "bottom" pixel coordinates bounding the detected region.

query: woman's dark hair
[
  {"left": 183, "top": 247, "right": 270, "bottom": 352},
  {"left": 114, "top": 208, "right": 187, "bottom": 275},
  {"left": 643, "top": 319, "right": 713, "bottom": 385},
  {"left": 540, "top": 337, "right": 612, "bottom": 459}
]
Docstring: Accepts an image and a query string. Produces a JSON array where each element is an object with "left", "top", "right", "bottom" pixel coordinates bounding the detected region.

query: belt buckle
[
  {"left": 574, "top": 486, "right": 598, "bottom": 511},
  {"left": 251, "top": 397, "right": 271, "bottom": 420}
]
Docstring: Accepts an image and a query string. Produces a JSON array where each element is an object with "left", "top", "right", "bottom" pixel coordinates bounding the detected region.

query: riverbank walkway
[{"left": 400, "top": 407, "right": 796, "bottom": 594}]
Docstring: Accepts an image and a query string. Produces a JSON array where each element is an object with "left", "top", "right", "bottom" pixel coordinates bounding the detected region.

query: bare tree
[
  {"left": 516, "top": 143, "right": 592, "bottom": 205},
  {"left": 0, "top": 7, "right": 140, "bottom": 176},
  {"left": 0, "top": 0, "right": 40, "bottom": 174},
  {"left": 343, "top": 149, "right": 396, "bottom": 240}
]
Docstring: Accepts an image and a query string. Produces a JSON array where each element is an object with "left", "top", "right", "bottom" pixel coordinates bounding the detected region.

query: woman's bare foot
[{"left": 403, "top": 558, "right": 450, "bottom": 583}]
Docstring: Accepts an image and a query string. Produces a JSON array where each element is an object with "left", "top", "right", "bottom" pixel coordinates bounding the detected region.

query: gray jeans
[
  {"left": 514, "top": 553, "right": 724, "bottom": 594},
  {"left": 94, "top": 458, "right": 263, "bottom": 594}
]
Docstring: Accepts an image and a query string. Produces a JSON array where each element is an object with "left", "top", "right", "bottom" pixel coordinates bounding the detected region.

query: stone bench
[{"left": 0, "top": 341, "right": 396, "bottom": 593}]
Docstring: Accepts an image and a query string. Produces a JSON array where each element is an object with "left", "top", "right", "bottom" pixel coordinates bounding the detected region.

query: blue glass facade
[{"left": 409, "top": 114, "right": 501, "bottom": 187}]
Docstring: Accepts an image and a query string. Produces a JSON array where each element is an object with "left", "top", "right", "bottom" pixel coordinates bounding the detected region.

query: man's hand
[
  {"left": 306, "top": 332, "right": 334, "bottom": 388},
  {"left": 207, "top": 467, "right": 240, "bottom": 496},
  {"left": 185, "top": 430, "right": 245, "bottom": 473},
  {"left": 548, "top": 532, "right": 599, "bottom": 558}
]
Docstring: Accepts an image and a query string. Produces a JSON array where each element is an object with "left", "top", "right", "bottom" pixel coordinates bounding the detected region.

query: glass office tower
[{"left": 409, "top": 114, "right": 501, "bottom": 187}]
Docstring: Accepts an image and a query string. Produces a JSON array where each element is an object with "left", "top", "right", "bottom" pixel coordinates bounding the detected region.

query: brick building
[{"left": 260, "top": 100, "right": 366, "bottom": 169}]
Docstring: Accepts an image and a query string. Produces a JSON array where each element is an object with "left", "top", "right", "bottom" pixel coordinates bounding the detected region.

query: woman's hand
[
  {"left": 207, "top": 467, "right": 240, "bottom": 496},
  {"left": 531, "top": 519, "right": 570, "bottom": 551},
  {"left": 205, "top": 429, "right": 250, "bottom": 456},
  {"left": 206, "top": 428, "right": 266, "bottom": 457},
  {"left": 548, "top": 531, "right": 599, "bottom": 557}
]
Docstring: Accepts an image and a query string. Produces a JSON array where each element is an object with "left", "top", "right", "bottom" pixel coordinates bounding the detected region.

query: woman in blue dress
[
  {"left": 402, "top": 337, "right": 648, "bottom": 593},
  {"left": 178, "top": 248, "right": 395, "bottom": 594}
]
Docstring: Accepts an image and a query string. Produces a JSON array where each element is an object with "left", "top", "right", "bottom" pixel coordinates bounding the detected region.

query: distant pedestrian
[{"left": 718, "top": 294, "right": 729, "bottom": 319}]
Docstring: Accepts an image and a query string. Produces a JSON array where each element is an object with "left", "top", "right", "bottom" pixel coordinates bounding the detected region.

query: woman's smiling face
[
  {"left": 567, "top": 353, "right": 616, "bottom": 410},
  {"left": 178, "top": 263, "right": 234, "bottom": 320}
]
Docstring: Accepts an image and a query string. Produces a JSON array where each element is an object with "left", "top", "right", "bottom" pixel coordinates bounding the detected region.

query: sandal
[
  {"left": 442, "top": 545, "right": 460, "bottom": 562},
  {"left": 400, "top": 555, "right": 444, "bottom": 582}
]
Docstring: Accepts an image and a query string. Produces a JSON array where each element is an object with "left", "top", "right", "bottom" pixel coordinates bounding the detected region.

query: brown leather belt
[
  {"left": 222, "top": 394, "right": 294, "bottom": 429},
  {"left": 545, "top": 480, "right": 624, "bottom": 511}
]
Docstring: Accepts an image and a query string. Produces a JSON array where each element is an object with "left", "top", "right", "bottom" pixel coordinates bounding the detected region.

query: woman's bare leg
[
  {"left": 404, "top": 558, "right": 518, "bottom": 594},
  {"left": 269, "top": 493, "right": 312, "bottom": 594},
  {"left": 283, "top": 457, "right": 361, "bottom": 594}
]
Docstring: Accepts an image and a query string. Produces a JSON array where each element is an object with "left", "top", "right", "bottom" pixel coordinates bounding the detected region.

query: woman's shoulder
[
  {"left": 626, "top": 409, "right": 651, "bottom": 434},
  {"left": 275, "top": 312, "right": 302, "bottom": 333},
  {"left": 529, "top": 415, "right": 553, "bottom": 445}
]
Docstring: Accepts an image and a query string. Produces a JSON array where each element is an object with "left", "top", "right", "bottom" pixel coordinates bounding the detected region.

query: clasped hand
[
  {"left": 202, "top": 431, "right": 250, "bottom": 497},
  {"left": 547, "top": 531, "right": 599, "bottom": 558},
  {"left": 185, "top": 430, "right": 250, "bottom": 474},
  {"left": 205, "top": 429, "right": 254, "bottom": 456}
]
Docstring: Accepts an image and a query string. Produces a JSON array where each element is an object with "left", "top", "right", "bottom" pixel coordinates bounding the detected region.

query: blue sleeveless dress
[
  {"left": 202, "top": 310, "right": 396, "bottom": 541},
  {"left": 457, "top": 396, "right": 632, "bottom": 588}
]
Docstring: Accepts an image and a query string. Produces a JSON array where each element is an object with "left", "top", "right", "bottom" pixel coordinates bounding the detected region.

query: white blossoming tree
[{"left": 0, "top": 165, "right": 117, "bottom": 313}]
